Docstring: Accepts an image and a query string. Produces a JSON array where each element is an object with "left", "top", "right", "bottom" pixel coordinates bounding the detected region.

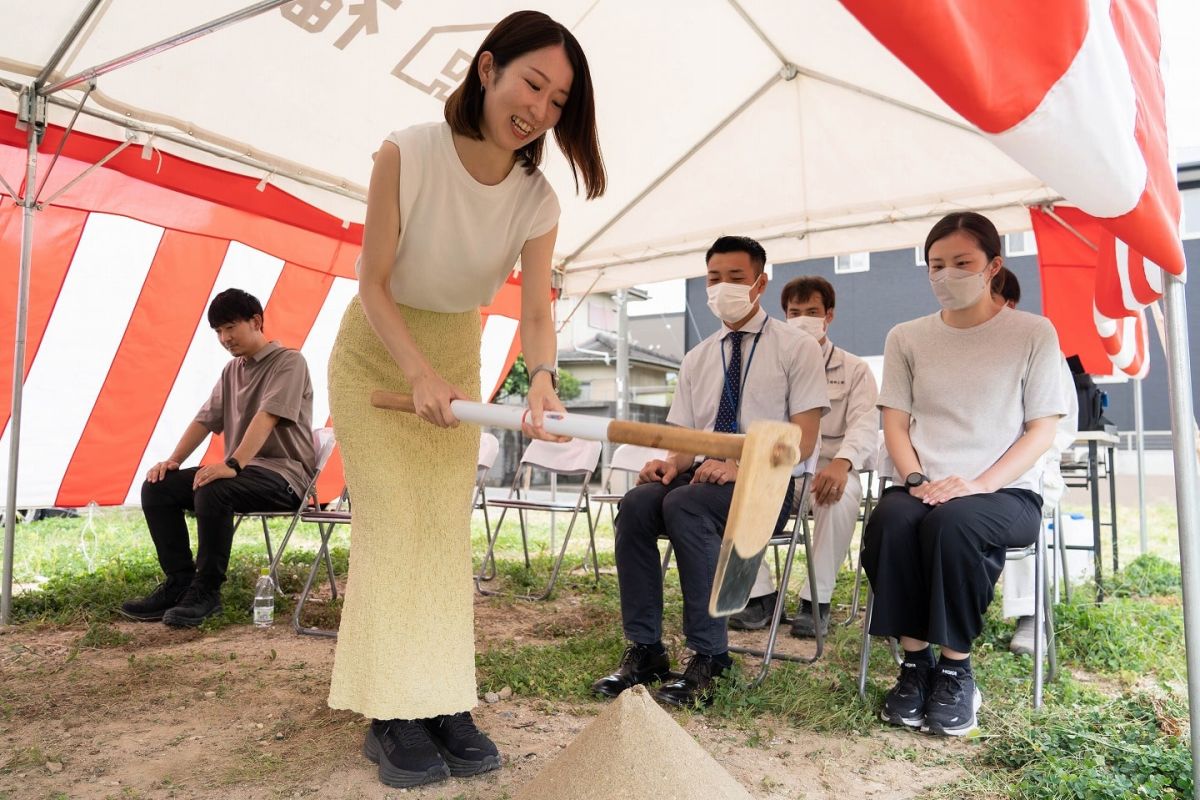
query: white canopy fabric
[{"left": 0, "top": 0, "right": 1057, "bottom": 294}]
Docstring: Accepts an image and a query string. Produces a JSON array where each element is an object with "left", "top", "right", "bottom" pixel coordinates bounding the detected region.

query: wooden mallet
[{"left": 371, "top": 391, "right": 803, "bottom": 617}]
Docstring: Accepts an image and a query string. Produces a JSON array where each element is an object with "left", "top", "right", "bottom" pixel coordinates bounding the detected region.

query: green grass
[{"left": 4, "top": 506, "right": 1193, "bottom": 799}]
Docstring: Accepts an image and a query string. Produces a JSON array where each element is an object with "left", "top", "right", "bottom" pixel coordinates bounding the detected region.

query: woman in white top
[
  {"left": 325, "top": 11, "right": 606, "bottom": 789},
  {"left": 863, "top": 212, "right": 1066, "bottom": 738}
]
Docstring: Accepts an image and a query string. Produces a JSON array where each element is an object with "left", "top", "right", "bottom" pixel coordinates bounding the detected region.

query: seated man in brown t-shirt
[{"left": 120, "top": 288, "right": 317, "bottom": 627}]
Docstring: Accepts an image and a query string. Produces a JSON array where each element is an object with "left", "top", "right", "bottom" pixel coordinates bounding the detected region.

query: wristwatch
[
  {"left": 225, "top": 457, "right": 243, "bottom": 475},
  {"left": 904, "top": 472, "right": 928, "bottom": 489},
  {"left": 529, "top": 363, "right": 559, "bottom": 391}
]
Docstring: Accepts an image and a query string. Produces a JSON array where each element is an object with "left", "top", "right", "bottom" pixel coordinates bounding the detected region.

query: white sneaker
[{"left": 1009, "top": 616, "right": 1036, "bottom": 656}]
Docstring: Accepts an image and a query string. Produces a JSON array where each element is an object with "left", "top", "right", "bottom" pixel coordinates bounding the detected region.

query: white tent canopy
[{"left": 0, "top": 0, "right": 1058, "bottom": 294}]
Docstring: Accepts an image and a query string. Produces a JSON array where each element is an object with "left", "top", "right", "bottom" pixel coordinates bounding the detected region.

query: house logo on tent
[
  {"left": 279, "top": 0, "right": 404, "bottom": 51},
  {"left": 390, "top": 24, "right": 494, "bottom": 101}
]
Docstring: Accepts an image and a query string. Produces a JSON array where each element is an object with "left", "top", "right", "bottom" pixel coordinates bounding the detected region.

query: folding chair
[
  {"left": 473, "top": 432, "right": 502, "bottom": 581},
  {"left": 586, "top": 444, "right": 669, "bottom": 567},
  {"left": 293, "top": 488, "right": 350, "bottom": 639},
  {"left": 842, "top": 431, "right": 887, "bottom": 625},
  {"left": 856, "top": 511, "right": 1058, "bottom": 709},
  {"left": 475, "top": 437, "right": 603, "bottom": 601},
  {"left": 726, "top": 450, "right": 822, "bottom": 688},
  {"left": 232, "top": 427, "right": 337, "bottom": 585}
]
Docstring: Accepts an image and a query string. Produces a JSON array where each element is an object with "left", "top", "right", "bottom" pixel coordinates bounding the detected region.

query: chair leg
[
  {"left": 476, "top": 504, "right": 511, "bottom": 594},
  {"left": 1043, "top": 529, "right": 1058, "bottom": 685},
  {"left": 294, "top": 522, "right": 338, "bottom": 639},
  {"left": 858, "top": 588, "right": 874, "bottom": 702},
  {"left": 323, "top": 540, "right": 339, "bottom": 601},
  {"left": 1055, "top": 503, "right": 1071, "bottom": 604},
  {"left": 260, "top": 517, "right": 275, "bottom": 572},
  {"left": 585, "top": 504, "right": 600, "bottom": 583},
  {"left": 1033, "top": 528, "right": 1045, "bottom": 710},
  {"left": 531, "top": 505, "right": 585, "bottom": 601},
  {"left": 518, "top": 508, "right": 531, "bottom": 569},
  {"left": 479, "top": 501, "right": 497, "bottom": 580},
  {"left": 803, "top": 518, "right": 825, "bottom": 663},
  {"left": 661, "top": 542, "right": 673, "bottom": 573}
]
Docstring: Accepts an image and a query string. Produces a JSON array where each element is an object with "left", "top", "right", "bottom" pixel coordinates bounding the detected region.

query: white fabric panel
[
  {"left": 0, "top": 213, "right": 161, "bottom": 505},
  {"left": 479, "top": 314, "right": 519, "bottom": 400},
  {"left": 124, "top": 242, "right": 284, "bottom": 503},
  {"left": 988, "top": 0, "right": 1145, "bottom": 218},
  {"left": 299, "top": 277, "right": 359, "bottom": 427}
]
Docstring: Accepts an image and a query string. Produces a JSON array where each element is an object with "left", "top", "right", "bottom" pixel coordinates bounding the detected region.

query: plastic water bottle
[{"left": 253, "top": 568, "right": 275, "bottom": 628}]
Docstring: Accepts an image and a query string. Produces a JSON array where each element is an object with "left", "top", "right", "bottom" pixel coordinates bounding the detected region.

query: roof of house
[{"left": 559, "top": 332, "right": 681, "bottom": 371}]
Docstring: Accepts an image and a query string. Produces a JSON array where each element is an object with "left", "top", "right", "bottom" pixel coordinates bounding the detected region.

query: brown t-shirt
[{"left": 195, "top": 342, "right": 316, "bottom": 496}]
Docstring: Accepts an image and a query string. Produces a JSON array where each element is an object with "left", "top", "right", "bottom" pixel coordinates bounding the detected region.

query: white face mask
[
  {"left": 706, "top": 280, "right": 759, "bottom": 324},
  {"left": 787, "top": 315, "right": 826, "bottom": 340},
  {"left": 930, "top": 267, "right": 990, "bottom": 311}
]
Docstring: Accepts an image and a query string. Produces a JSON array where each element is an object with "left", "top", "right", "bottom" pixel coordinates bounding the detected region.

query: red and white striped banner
[{"left": 0, "top": 113, "right": 522, "bottom": 507}]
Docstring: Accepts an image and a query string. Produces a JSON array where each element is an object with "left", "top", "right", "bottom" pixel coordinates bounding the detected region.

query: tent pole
[
  {"left": 41, "top": 0, "right": 291, "bottom": 96},
  {"left": 1134, "top": 376, "right": 1147, "bottom": 554},
  {"left": 1, "top": 91, "right": 41, "bottom": 626},
  {"left": 35, "top": 0, "right": 104, "bottom": 85},
  {"left": 1161, "top": 273, "right": 1200, "bottom": 791}
]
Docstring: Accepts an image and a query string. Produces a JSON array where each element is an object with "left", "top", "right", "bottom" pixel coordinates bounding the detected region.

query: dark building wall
[{"left": 684, "top": 239, "right": 1200, "bottom": 437}]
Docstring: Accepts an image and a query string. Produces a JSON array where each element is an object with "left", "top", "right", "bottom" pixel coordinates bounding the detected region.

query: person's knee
[
  {"left": 661, "top": 482, "right": 712, "bottom": 528},
  {"left": 193, "top": 481, "right": 235, "bottom": 517},
  {"left": 141, "top": 478, "right": 178, "bottom": 508}
]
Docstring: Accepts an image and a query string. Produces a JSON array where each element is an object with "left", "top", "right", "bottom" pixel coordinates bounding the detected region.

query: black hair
[
  {"left": 780, "top": 275, "right": 835, "bottom": 312},
  {"left": 923, "top": 211, "right": 1003, "bottom": 265},
  {"left": 208, "top": 288, "right": 264, "bottom": 329},
  {"left": 705, "top": 235, "right": 768, "bottom": 275},
  {"left": 991, "top": 266, "right": 1021, "bottom": 305}
]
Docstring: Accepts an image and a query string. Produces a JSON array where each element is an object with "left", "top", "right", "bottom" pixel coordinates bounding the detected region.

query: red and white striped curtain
[{"left": 0, "top": 113, "right": 522, "bottom": 507}]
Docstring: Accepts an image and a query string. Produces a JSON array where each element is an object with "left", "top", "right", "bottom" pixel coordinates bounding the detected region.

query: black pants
[
  {"left": 614, "top": 471, "right": 791, "bottom": 656},
  {"left": 861, "top": 486, "right": 1042, "bottom": 653},
  {"left": 141, "top": 466, "right": 298, "bottom": 590}
]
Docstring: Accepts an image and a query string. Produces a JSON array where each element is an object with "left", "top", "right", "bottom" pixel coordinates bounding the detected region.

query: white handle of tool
[{"left": 441, "top": 399, "right": 614, "bottom": 442}]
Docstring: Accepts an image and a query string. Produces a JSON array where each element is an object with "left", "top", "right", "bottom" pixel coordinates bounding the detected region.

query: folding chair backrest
[
  {"left": 874, "top": 430, "right": 895, "bottom": 484},
  {"left": 478, "top": 432, "right": 500, "bottom": 471},
  {"left": 313, "top": 427, "right": 337, "bottom": 472},
  {"left": 609, "top": 444, "right": 667, "bottom": 474},
  {"left": 521, "top": 438, "right": 603, "bottom": 477}
]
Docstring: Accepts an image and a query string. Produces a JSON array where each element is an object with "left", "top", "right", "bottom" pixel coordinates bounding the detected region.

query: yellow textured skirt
[{"left": 326, "top": 297, "right": 481, "bottom": 720}]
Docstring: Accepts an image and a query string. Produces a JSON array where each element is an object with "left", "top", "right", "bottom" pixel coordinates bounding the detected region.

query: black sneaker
[
  {"left": 161, "top": 584, "right": 223, "bottom": 628},
  {"left": 363, "top": 719, "right": 450, "bottom": 788},
  {"left": 922, "top": 665, "right": 982, "bottom": 737},
  {"left": 880, "top": 659, "right": 932, "bottom": 729},
  {"left": 591, "top": 643, "right": 672, "bottom": 698},
  {"left": 789, "top": 601, "right": 831, "bottom": 639},
  {"left": 424, "top": 711, "right": 501, "bottom": 776},
  {"left": 119, "top": 576, "right": 191, "bottom": 622},
  {"left": 727, "top": 592, "right": 777, "bottom": 631},
  {"left": 654, "top": 652, "right": 731, "bottom": 708}
]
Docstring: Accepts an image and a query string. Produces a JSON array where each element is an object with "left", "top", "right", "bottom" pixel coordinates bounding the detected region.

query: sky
[{"left": 627, "top": 0, "right": 1200, "bottom": 318}]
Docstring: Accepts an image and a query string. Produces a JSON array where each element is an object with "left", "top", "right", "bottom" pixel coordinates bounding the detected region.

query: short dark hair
[
  {"left": 780, "top": 275, "right": 835, "bottom": 312},
  {"left": 923, "top": 211, "right": 1003, "bottom": 265},
  {"left": 444, "top": 10, "right": 607, "bottom": 199},
  {"left": 705, "top": 235, "right": 767, "bottom": 275},
  {"left": 991, "top": 266, "right": 1021, "bottom": 305},
  {"left": 208, "top": 288, "right": 263, "bottom": 329}
]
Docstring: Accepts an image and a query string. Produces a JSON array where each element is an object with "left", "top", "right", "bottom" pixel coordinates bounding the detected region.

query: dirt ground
[{"left": 1, "top": 596, "right": 965, "bottom": 800}]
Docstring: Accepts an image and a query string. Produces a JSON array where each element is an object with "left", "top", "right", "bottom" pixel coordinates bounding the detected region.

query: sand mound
[{"left": 515, "top": 685, "right": 752, "bottom": 800}]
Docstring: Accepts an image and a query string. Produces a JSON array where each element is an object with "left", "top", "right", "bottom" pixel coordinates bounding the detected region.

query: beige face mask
[{"left": 930, "top": 267, "right": 990, "bottom": 310}]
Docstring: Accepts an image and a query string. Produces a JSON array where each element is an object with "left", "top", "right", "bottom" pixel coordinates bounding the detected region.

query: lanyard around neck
[{"left": 719, "top": 318, "right": 768, "bottom": 430}]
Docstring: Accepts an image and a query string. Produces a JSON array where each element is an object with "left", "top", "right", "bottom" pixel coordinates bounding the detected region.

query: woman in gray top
[{"left": 862, "top": 212, "right": 1067, "bottom": 738}]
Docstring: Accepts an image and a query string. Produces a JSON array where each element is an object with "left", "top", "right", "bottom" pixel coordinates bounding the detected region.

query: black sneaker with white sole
[
  {"left": 880, "top": 659, "right": 932, "bottom": 729},
  {"left": 922, "top": 665, "right": 982, "bottom": 737},
  {"left": 363, "top": 719, "right": 450, "bottom": 788},
  {"left": 424, "top": 711, "right": 501, "bottom": 776}
]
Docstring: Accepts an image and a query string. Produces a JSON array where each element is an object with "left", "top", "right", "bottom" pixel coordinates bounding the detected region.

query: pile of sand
[{"left": 515, "top": 685, "right": 752, "bottom": 800}]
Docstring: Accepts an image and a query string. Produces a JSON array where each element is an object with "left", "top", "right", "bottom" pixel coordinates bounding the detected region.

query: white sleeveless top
[{"left": 363, "top": 121, "right": 561, "bottom": 313}]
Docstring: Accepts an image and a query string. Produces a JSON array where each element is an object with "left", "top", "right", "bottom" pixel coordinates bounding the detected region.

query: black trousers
[
  {"left": 141, "top": 466, "right": 298, "bottom": 590},
  {"left": 614, "top": 471, "right": 791, "bottom": 656},
  {"left": 861, "top": 486, "right": 1042, "bottom": 653}
]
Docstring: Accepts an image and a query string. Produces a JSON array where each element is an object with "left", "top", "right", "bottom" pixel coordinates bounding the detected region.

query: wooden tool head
[{"left": 709, "top": 420, "right": 804, "bottom": 618}]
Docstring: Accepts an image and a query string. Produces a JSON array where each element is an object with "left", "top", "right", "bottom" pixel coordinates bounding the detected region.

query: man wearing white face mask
[
  {"left": 591, "top": 236, "right": 828, "bottom": 708},
  {"left": 730, "top": 276, "right": 879, "bottom": 638}
]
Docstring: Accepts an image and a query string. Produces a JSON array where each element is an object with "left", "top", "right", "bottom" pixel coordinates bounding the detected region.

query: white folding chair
[
  {"left": 587, "top": 444, "right": 668, "bottom": 562},
  {"left": 726, "top": 449, "right": 823, "bottom": 687},
  {"left": 232, "top": 427, "right": 337, "bottom": 585},
  {"left": 475, "top": 437, "right": 603, "bottom": 601},
  {"left": 473, "top": 433, "right": 502, "bottom": 581}
]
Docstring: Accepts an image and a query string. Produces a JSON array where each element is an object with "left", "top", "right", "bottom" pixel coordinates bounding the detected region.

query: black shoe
[
  {"left": 880, "top": 659, "right": 932, "bottom": 729},
  {"left": 161, "top": 583, "right": 223, "bottom": 628},
  {"left": 789, "top": 601, "right": 831, "bottom": 639},
  {"left": 118, "top": 576, "right": 191, "bottom": 622},
  {"left": 922, "top": 665, "right": 982, "bottom": 737},
  {"left": 727, "top": 592, "right": 777, "bottom": 631},
  {"left": 654, "top": 652, "right": 731, "bottom": 708},
  {"left": 591, "top": 643, "right": 672, "bottom": 698},
  {"left": 363, "top": 719, "right": 450, "bottom": 788},
  {"left": 424, "top": 711, "right": 501, "bottom": 776}
]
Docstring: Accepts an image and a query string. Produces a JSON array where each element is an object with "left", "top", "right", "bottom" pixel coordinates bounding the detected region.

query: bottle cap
[{"left": 260, "top": 567, "right": 270, "bottom": 576}]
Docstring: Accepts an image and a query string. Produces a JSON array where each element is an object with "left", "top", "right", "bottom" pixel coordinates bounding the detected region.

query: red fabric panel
[
  {"left": 0, "top": 204, "right": 87, "bottom": 432},
  {"left": 0, "top": 112, "right": 362, "bottom": 246},
  {"left": 263, "top": 264, "right": 335, "bottom": 349},
  {"left": 56, "top": 231, "right": 228, "bottom": 506},
  {"left": 840, "top": 0, "right": 1086, "bottom": 132},
  {"left": 1029, "top": 208, "right": 1112, "bottom": 375},
  {"left": 1104, "top": 0, "right": 1185, "bottom": 277}
]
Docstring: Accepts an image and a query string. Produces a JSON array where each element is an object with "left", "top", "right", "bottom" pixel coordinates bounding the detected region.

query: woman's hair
[
  {"left": 780, "top": 275, "right": 835, "bottom": 312},
  {"left": 444, "top": 10, "right": 606, "bottom": 199},
  {"left": 923, "top": 211, "right": 1003, "bottom": 265},
  {"left": 991, "top": 266, "right": 1021, "bottom": 305}
]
